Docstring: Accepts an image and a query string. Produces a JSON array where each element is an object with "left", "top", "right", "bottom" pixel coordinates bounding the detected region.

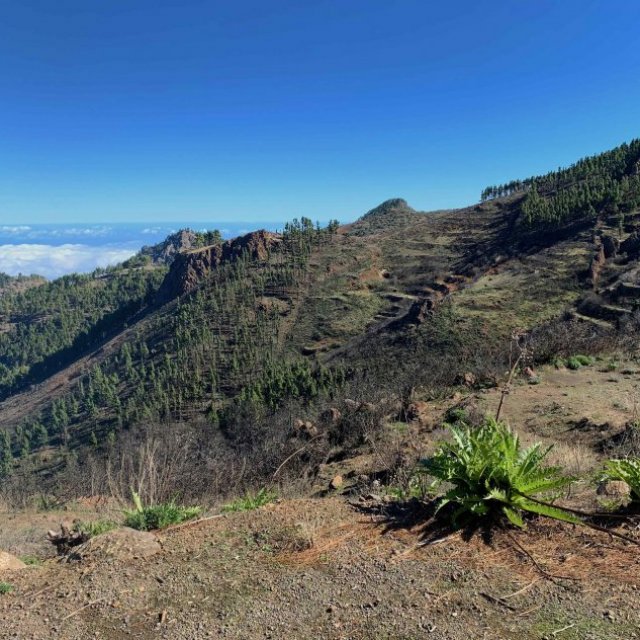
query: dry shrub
[
  {"left": 102, "top": 426, "right": 199, "bottom": 505},
  {"left": 544, "top": 440, "right": 599, "bottom": 477},
  {"left": 78, "top": 420, "right": 264, "bottom": 506},
  {"left": 527, "top": 316, "right": 616, "bottom": 365},
  {"left": 517, "top": 430, "right": 599, "bottom": 477},
  {"left": 601, "top": 420, "right": 640, "bottom": 458}
]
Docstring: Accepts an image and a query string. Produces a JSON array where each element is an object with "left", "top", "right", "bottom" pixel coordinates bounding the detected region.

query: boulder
[
  {"left": 343, "top": 399, "right": 375, "bottom": 413},
  {"left": 0, "top": 551, "right": 26, "bottom": 572},
  {"left": 292, "top": 419, "right": 318, "bottom": 439},
  {"left": 463, "top": 372, "right": 477, "bottom": 387},
  {"left": 329, "top": 475, "right": 344, "bottom": 490},
  {"left": 621, "top": 233, "right": 640, "bottom": 256},
  {"left": 406, "top": 401, "right": 429, "bottom": 426},
  {"left": 597, "top": 480, "right": 631, "bottom": 500},
  {"left": 69, "top": 528, "right": 161, "bottom": 562}
]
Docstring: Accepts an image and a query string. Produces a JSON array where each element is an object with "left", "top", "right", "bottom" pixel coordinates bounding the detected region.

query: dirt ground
[{"left": 0, "top": 497, "right": 639, "bottom": 640}]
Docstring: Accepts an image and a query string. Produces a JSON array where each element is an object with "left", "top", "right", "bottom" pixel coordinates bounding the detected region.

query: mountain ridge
[{"left": 1, "top": 138, "right": 640, "bottom": 501}]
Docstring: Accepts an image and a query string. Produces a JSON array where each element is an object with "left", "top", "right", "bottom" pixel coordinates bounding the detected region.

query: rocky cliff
[{"left": 157, "top": 230, "right": 282, "bottom": 302}]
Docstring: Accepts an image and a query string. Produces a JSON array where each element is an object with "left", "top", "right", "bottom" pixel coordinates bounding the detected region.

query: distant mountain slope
[{"left": 0, "top": 265, "right": 167, "bottom": 395}]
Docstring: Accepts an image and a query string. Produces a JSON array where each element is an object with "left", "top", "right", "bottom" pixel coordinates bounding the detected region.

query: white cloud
[
  {"left": 0, "top": 244, "right": 136, "bottom": 279},
  {"left": 47, "top": 226, "right": 112, "bottom": 237},
  {"left": 0, "top": 225, "right": 31, "bottom": 233}
]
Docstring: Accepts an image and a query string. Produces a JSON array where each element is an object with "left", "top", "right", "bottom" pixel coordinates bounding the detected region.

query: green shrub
[
  {"left": 420, "top": 418, "right": 578, "bottom": 528},
  {"left": 606, "top": 360, "right": 619, "bottom": 372},
  {"left": 443, "top": 406, "right": 468, "bottom": 425},
  {"left": 600, "top": 459, "right": 640, "bottom": 501},
  {"left": 565, "top": 356, "right": 582, "bottom": 370},
  {"left": 73, "top": 519, "right": 118, "bottom": 538},
  {"left": 124, "top": 492, "right": 202, "bottom": 531},
  {"left": 0, "top": 582, "right": 13, "bottom": 595},
  {"left": 20, "top": 555, "right": 41, "bottom": 566},
  {"left": 566, "top": 354, "right": 594, "bottom": 370},
  {"left": 222, "top": 488, "right": 277, "bottom": 513}
]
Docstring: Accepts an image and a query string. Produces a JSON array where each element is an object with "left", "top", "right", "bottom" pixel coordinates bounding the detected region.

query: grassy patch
[
  {"left": 19, "top": 555, "right": 41, "bottom": 566},
  {"left": 385, "top": 473, "right": 433, "bottom": 502},
  {"left": 0, "top": 582, "right": 14, "bottom": 595},
  {"left": 222, "top": 488, "right": 278, "bottom": 513},
  {"left": 387, "top": 421, "right": 409, "bottom": 434},
  {"left": 124, "top": 492, "right": 202, "bottom": 531},
  {"left": 532, "top": 610, "right": 637, "bottom": 640},
  {"left": 73, "top": 519, "right": 119, "bottom": 538}
]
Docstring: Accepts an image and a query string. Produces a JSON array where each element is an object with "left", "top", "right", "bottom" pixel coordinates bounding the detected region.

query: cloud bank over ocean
[
  {"left": 0, "top": 222, "right": 278, "bottom": 279},
  {"left": 0, "top": 243, "right": 137, "bottom": 279}
]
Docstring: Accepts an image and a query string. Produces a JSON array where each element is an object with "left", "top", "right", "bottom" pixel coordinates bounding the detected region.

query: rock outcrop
[
  {"left": 139, "top": 229, "right": 199, "bottom": 265},
  {"left": 157, "top": 230, "right": 282, "bottom": 302},
  {"left": 601, "top": 234, "right": 619, "bottom": 259}
]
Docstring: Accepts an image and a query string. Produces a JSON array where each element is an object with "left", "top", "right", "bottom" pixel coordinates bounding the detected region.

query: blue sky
[{"left": 1, "top": 0, "right": 640, "bottom": 227}]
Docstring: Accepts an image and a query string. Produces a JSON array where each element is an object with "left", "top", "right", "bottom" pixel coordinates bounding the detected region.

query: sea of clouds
[
  {"left": 0, "top": 223, "right": 271, "bottom": 279},
  {"left": 0, "top": 243, "right": 137, "bottom": 280}
]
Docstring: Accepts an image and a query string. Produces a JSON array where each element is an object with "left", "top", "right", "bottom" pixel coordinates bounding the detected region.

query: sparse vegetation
[
  {"left": 222, "top": 488, "right": 278, "bottom": 513},
  {"left": 420, "top": 418, "right": 578, "bottom": 528},
  {"left": 385, "top": 472, "right": 433, "bottom": 502},
  {"left": 0, "top": 582, "right": 14, "bottom": 595},
  {"left": 73, "top": 519, "right": 119, "bottom": 538},
  {"left": 123, "top": 491, "right": 202, "bottom": 531}
]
